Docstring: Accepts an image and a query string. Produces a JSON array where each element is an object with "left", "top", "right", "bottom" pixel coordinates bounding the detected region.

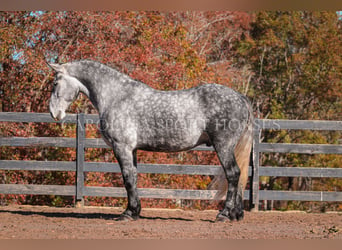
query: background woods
[{"left": 0, "top": 11, "right": 341, "bottom": 210}]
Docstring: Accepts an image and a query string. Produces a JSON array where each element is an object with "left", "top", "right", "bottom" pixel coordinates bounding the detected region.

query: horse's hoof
[
  {"left": 215, "top": 214, "right": 231, "bottom": 223},
  {"left": 236, "top": 211, "right": 244, "bottom": 221},
  {"left": 215, "top": 216, "right": 230, "bottom": 223},
  {"left": 116, "top": 214, "right": 137, "bottom": 221},
  {"left": 216, "top": 208, "right": 244, "bottom": 222},
  {"left": 230, "top": 208, "right": 244, "bottom": 221}
]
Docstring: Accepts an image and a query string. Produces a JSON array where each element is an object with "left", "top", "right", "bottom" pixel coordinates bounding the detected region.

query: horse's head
[{"left": 48, "top": 63, "right": 82, "bottom": 121}]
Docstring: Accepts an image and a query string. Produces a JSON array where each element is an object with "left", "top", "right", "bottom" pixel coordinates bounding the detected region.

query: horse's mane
[
  {"left": 68, "top": 59, "right": 122, "bottom": 74},
  {"left": 67, "top": 59, "right": 151, "bottom": 90}
]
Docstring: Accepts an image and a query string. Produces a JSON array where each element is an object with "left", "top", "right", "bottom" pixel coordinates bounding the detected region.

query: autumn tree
[
  {"left": 236, "top": 11, "right": 342, "bottom": 210},
  {"left": 237, "top": 11, "right": 342, "bottom": 120},
  {"left": 166, "top": 11, "right": 253, "bottom": 91}
]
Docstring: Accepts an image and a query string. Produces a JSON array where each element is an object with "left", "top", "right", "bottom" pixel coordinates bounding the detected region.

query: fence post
[
  {"left": 76, "top": 113, "right": 85, "bottom": 207},
  {"left": 251, "top": 120, "right": 261, "bottom": 211}
]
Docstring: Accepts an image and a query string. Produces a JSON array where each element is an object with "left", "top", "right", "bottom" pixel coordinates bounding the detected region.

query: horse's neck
[
  {"left": 78, "top": 77, "right": 111, "bottom": 114},
  {"left": 71, "top": 65, "right": 137, "bottom": 114}
]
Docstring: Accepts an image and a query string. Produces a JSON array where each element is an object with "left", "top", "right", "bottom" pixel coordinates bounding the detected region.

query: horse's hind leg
[
  {"left": 213, "top": 138, "right": 244, "bottom": 222},
  {"left": 112, "top": 145, "right": 141, "bottom": 220}
]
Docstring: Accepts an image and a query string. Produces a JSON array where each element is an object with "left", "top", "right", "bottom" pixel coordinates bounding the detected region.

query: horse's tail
[{"left": 208, "top": 95, "right": 254, "bottom": 200}]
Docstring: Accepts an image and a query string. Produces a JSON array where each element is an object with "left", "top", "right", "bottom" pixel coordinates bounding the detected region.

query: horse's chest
[{"left": 99, "top": 115, "right": 138, "bottom": 146}]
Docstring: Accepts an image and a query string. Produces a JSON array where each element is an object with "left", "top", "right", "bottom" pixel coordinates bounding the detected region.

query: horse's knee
[{"left": 121, "top": 167, "right": 137, "bottom": 190}]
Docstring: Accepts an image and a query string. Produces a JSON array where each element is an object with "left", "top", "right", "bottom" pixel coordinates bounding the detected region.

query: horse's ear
[{"left": 47, "top": 62, "right": 66, "bottom": 73}]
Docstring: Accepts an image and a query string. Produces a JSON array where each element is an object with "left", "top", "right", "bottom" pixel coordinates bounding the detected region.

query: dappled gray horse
[{"left": 48, "top": 60, "right": 253, "bottom": 222}]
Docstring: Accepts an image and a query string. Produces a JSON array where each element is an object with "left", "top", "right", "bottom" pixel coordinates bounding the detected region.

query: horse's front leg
[{"left": 113, "top": 145, "right": 140, "bottom": 221}]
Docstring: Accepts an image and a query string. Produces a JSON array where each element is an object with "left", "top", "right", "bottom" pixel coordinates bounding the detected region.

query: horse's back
[{"left": 194, "top": 84, "right": 250, "bottom": 120}]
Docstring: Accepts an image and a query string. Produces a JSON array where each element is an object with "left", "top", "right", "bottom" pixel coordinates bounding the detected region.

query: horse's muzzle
[{"left": 50, "top": 110, "right": 64, "bottom": 121}]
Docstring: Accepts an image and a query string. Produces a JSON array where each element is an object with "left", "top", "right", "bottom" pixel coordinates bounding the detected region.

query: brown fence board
[
  {"left": 0, "top": 160, "right": 76, "bottom": 171},
  {"left": 84, "top": 187, "right": 250, "bottom": 200},
  {"left": 259, "top": 143, "right": 342, "bottom": 154},
  {"left": 0, "top": 137, "right": 76, "bottom": 148},
  {"left": 259, "top": 166, "right": 342, "bottom": 178},
  {"left": 0, "top": 184, "right": 75, "bottom": 196},
  {"left": 0, "top": 112, "right": 77, "bottom": 123},
  {"left": 0, "top": 160, "right": 222, "bottom": 176},
  {"left": 259, "top": 190, "right": 342, "bottom": 202},
  {"left": 84, "top": 162, "right": 222, "bottom": 175},
  {"left": 257, "top": 119, "right": 342, "bottom": 131}
]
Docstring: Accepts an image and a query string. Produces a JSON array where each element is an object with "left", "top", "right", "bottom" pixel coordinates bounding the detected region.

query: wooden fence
[
  {"left": 0, "top": 112, "right": 341, "bottom": 210},
  {"left": 252, "top": 119, "right": 342, "bottom": 210}
]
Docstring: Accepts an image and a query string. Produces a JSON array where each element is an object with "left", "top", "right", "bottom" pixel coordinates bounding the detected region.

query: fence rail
[
  {"left": 0, "top": 112, "right": 342, "bottom": 210},
  {"left": 252, "top": 119, "right": 342, "bottom": 209}
]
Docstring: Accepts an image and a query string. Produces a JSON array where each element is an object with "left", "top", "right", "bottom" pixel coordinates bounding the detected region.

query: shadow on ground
[{"left": 0, "top": 208, "right": 195, "bottom": 222}]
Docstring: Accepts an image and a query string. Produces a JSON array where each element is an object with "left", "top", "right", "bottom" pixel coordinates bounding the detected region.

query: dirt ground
[{"left": 0, "top": 205, "right": 341, "bottom": 239}]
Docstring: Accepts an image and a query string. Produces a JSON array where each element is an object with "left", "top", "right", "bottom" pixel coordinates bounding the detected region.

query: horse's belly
[{"left": 137, "top": 130, "right": 210, "bottom": 152}]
